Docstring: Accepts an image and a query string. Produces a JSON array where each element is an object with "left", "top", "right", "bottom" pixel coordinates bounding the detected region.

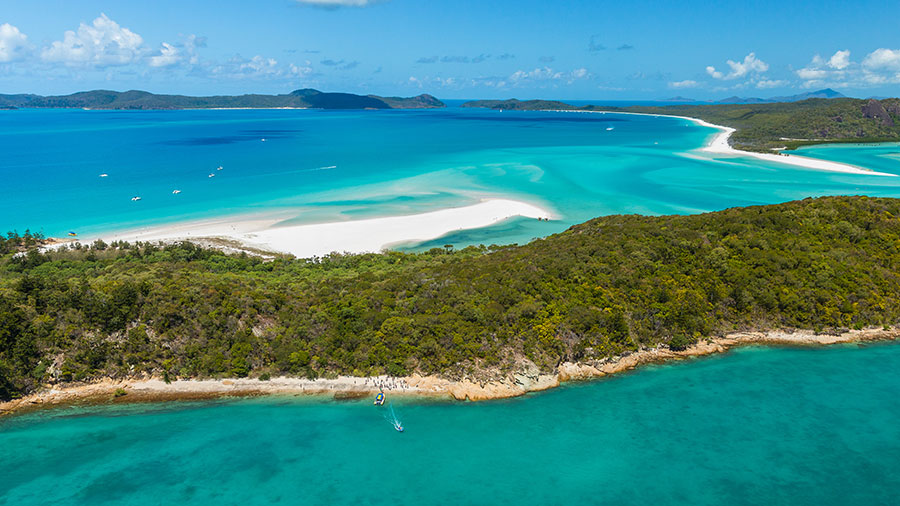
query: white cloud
[
  {"left": 706, "top": 52, "right": 768, "bottom": 80},
  {"left": 145, "top": 34, "right": 206, "bottom": 69},
  {"left": 796, "top": 68, "right": 828, "bottom": 80},
  {"left": 211, "top": 54, "right": 296, "bottom": 79},
  {"left": 669, "top": 79, "right": 698, "bottom": 88},
  {"left": 183, "top": 34, "right": 206, "bottom": 65},
  {"left": 508, "top": 67, "right": 590, "bottom": 84},
  {"left": 796, "top": 48, "right": 900, "bottom": 88},
  {"left": 705, "top": 66, "right": 723, "bottom": 79},
  {"left": 0, "top": 23, "right": 31, "bottom": 62},
  {"left": 756, "top": 79, "right": 788, "bottom": 89},
  {"left": 828, "top": 50, "right": 850, "bottom": 70},
  {"left": 862, "top": 48, "right": 900, "bottom": 70},
  {"left": 149, "top": 42, "right": 180, "bottom": 67},
  {"left": 41, "top": 13, "right": 144, "bottom": 67},
  {"left": 289, "top": 62, "right": 313, "bottom": 77}
]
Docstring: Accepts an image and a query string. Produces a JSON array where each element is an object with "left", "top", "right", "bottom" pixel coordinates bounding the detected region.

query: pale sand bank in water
[
  {"left": 553, "top": 109, "right": 896, "bottom": 177},
  {"left": 3, "top": 327, "right": 896, "bottom": 417},
  {"left": 692, "top": 118, "right": 897, "bottom": 177},
  {"left": 84, "top": 198, "right": 553, "bottom": 258}
]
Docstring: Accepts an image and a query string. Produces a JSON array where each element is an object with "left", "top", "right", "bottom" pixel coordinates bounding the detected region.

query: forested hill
[
  {"left": 2, "top": 196, "right": 900, "bottom": 400},
  {"left": 0, "top": 89, "right": 445, "bottom": 110},
  {"left": 462, "top": 97, "right": 900, "bottom": 152}
]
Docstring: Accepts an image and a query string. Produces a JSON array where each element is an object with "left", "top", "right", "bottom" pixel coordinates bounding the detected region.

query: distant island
[
  {"left": 714, "top": 88, "right": 847, "bottom": 105},
  {"left": 462, "top": 90, "right": 900, "bottom": 152},
  {"left": 649, "top": 89, "right": 845, "bottom": 105},
  {"left": 0, "top": 89, "right": 445, "bottom": 111}
]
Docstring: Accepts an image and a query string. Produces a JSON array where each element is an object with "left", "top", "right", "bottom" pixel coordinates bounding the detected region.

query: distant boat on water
[
  {"left": 131, "top": 196, "right": 141, "bottom": 201},
  {"left": 208, "top": 173, "right": 216, "bottom": 178},
  {"left": 606, "top": 127, "right": 614, "bottom": 131},
  {"left": 99, "top": 173, "right": 108, "bottom": 177},
  {"left": 261, "top": 138, "right": 267, "bottom": 142},
  {"left": 217, "top": 166, "right": 223, "bottom": 171},
  {"left": 67, "top": 231, "right": 77, "bottom": 237},
  {"left": 172, "top": 190, "right": 181, "bottom": 194}
]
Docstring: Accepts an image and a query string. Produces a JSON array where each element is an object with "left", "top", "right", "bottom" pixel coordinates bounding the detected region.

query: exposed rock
[
  {"left": 885, "top": 101, "right": 900, "bottom": 116},
  {"left": 861, "top": 99, "right": 895, "bottom": 126},
  {"left": 3, "top": 327, "right": 899, "bottom": 416},
  {"left": 557, "top": 362, "right": 603, "bottom": 381}
]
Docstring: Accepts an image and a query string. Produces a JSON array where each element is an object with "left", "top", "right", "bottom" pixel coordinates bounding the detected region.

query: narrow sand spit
[
  {"left": 68, "top": 198, "right": 553, "bottom": 258},
  {"left": 552, "top": 109, "right": 897, "bottom": 177}
]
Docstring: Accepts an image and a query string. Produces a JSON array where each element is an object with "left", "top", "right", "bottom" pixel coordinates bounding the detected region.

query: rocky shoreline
[{"left": 2, "top": 327, "right": 897, "bottom": 418}]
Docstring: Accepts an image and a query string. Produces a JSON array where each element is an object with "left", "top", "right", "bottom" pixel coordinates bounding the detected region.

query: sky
[{"left": 1, "top": 0, "right": 900, "bottom": 100}]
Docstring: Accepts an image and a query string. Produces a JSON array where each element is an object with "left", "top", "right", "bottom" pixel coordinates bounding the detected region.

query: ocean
[
  {"left": 2, "top": 343, "right": 899, "bottom": 505},
  {"left": 2, "top": 107, "right": 899, "bottom": 250},
  {"left": 4, "top": 106, "right": 900, "bottom": 504}
]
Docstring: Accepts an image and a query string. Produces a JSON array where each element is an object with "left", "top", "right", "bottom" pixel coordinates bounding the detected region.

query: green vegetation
[
  {"left": 462, "top": 97, "right": 900, "bottom": 152},
  {"left": 590, "top": 98, "right": 900, "bottom": 152},
  {"left": 2, "top": 196, "right": 900, "bottom": 401},
  {"left": 461, "top": 99, "right": 575, "bottom": 111},
  {"left": 0, "top": 230, "right": 48, "bottom": 255},
  {"left": 0, "top": 89, "right": 444, "bottom": 110}
]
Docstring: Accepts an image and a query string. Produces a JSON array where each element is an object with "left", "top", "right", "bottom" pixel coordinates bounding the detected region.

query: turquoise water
[
  {"left": 2, "top": 343, "right": 899, "bottom": 505},
  {"left": 2, "top": 108, "right": 900, "bottom": 250}
]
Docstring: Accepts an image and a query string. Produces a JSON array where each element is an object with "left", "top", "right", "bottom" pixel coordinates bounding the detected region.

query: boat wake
[{"left": 382, "top": 403, "right": 404, "bottom": 432}]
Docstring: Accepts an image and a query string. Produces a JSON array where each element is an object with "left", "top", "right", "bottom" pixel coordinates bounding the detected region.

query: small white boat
[
  {"left": 260, "top": 138, "right": 267, "bottom": 142},
  {"left": 217, "top": 166, "right": 223, "bottom": 171},
  {"left": 172, "top": 190, "right": 181, "bottom": 194},
  {"left": 99, "top": 173, "right": 108, "bottom": 177},
  {"left": 606, "top": 127, "right": 614, "bottom": 131},
  {"left": 208, "top": 173, "right": 216, "bottom": 178},
  {"left": 131, "top": 196, "right": 142, "bottom": 201}
]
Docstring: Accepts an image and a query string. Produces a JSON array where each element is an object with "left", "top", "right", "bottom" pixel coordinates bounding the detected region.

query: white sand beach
[
  {"left": 95, "top": 198, "right": 553, "bottom": 258},
  {"left": 689, "top": 118, "right": 897, "bottom": 177},
  {"left": 59, "top": 110, "right": 894, "bottom": 260},
  {"left": 555, "top": 109, "right": 896, "bottom": 177}
]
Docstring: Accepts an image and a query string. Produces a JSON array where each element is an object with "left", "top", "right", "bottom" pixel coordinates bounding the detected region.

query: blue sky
[{"left": 1, "top": 0, "right": 900, "bottom": 100}]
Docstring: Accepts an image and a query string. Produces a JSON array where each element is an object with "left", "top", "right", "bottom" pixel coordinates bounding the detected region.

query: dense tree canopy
[
  {"left": 1, "top": 196, "right": 899, "bottom": 401},
  {"left": 590, "top": 98, "right": 900, "bottom": 152}
]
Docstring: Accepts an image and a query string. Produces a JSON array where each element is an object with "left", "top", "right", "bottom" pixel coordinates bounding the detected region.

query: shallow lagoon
[
  {"left": 2, "top": 343, "right": 899, "bottom": 505},
  {"left": 2, "top": 107, "right": 899, "bottom": 250}
]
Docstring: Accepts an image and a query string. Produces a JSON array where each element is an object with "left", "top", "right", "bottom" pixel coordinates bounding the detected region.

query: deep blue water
[
  {"left": 2, "top": 343, "right": 899, "bottom": 505},
  {"left": 2, "top": 107, "right": 899, "bottom": 250}
]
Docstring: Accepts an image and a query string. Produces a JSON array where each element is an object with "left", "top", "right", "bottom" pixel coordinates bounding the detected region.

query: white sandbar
[
  {"left": 96, "top": 198, "right": 553, "bottom": 258},
  {"left": 551, "top": 109, "right": 896, "bottom": 177}
]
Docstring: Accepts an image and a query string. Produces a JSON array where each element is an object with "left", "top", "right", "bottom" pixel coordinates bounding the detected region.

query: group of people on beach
[{"left": 364, "top": 377, "right": 409, "bottom": 391}]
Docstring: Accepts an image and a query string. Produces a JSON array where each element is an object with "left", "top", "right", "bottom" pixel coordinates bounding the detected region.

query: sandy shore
[
  {"left": 553, "top": 109, "right": 896, "bottom": 177},
  {"left": 691, "top": 118, "right": 897, "bottom": 177},
  {"left": 3, "top": 326, "right": 896, "bottom": 417},
  {"left": 82, "top": 198, "right": 553, "bottom": 258}
]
